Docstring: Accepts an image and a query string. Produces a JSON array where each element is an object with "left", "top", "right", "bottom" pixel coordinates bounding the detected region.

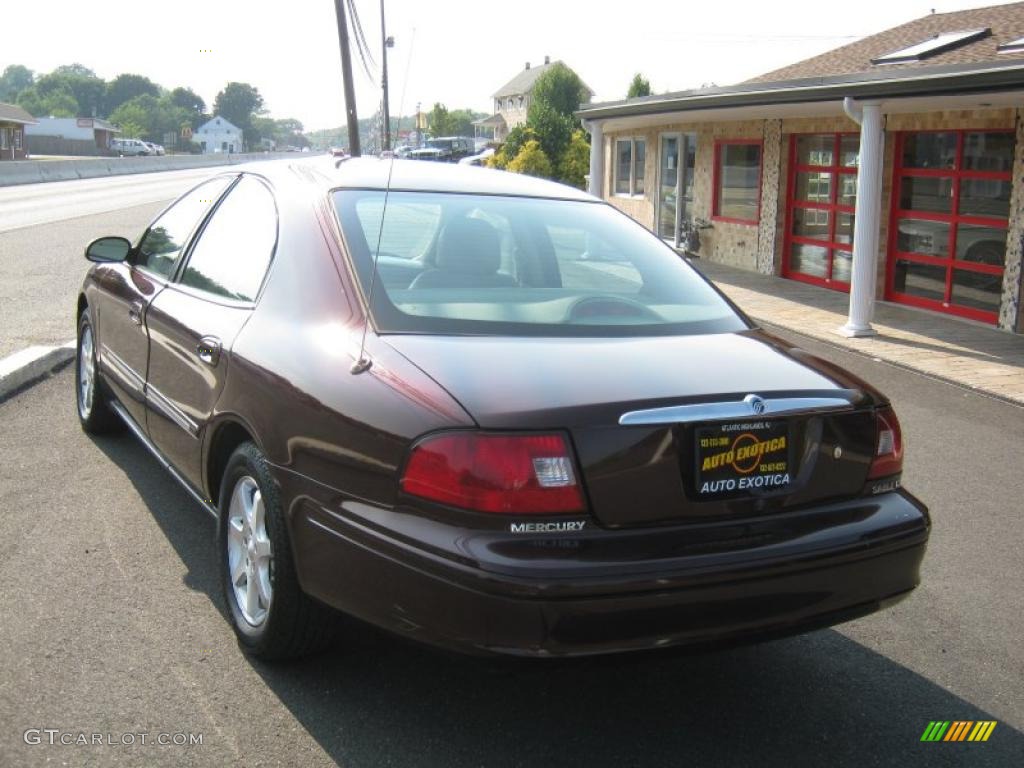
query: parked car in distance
[
  {"left": 75, "top": 157, "right": 929, "bottom": 661},
  {"left": 407, "top": 136, "right": 475, "bottom": 162},
  {"left": 143, "top": 142, "right": 166, "bottom": 156},
  {"left": 458, "top": 147, "right": 495, "bottom": 166},
  {"left": 110, "top": 138, "right": 150, "bottom": 157}
]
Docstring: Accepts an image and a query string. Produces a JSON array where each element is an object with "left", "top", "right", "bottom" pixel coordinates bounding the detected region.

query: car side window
[
  {"left": 135, "top": 177, "right": 234, "bottom": 278},
  {"left": 179, "top": 176, "right": 277, "bottom": 302}
]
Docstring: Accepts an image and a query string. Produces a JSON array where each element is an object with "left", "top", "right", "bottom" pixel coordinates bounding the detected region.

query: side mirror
[{"left": 85, "top": 236, "right": 131, "bottom": 263}]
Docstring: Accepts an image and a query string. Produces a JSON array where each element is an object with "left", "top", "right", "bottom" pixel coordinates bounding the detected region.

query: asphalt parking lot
[{"left": 1, "top": 326, "right": 1021, "bottom": 767}]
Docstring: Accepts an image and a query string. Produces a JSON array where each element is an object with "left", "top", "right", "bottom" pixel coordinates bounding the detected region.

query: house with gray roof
[
  {"left": 475, "top": 56, "right": 593, "bottom": 143},
  {"left": 0, "top": 102, "right": 37, "bottom": 160}
]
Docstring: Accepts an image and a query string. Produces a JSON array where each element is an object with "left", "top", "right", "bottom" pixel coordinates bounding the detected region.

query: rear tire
[
  {"left": 218, "top": 442, "right": 336, "bottom": 659},
  {"left": 76, "top": 312, "right": 123, "bottom": 434}
]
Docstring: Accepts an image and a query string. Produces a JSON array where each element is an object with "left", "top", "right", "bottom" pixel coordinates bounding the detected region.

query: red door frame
[
  {"left": 885, "top": 129, "right": 1012, "bottom": 325},
  {"left": 782, "top": 132, "right": 859, "bottom": 292}
]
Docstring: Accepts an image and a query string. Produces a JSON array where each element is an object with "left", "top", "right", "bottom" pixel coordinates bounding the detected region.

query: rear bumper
[{"left": 288, "top": 488, "right": 929, "bottom": 657}]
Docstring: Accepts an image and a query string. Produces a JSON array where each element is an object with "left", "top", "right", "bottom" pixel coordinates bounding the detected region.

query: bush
[
  {"left": 557, "top": 130, "right": 590, "bottom": 189},
  {"left": 525, "top": 103, "right": 573, "bottom": 167},
  {"left": 507, "top": 140, "right": 552, "bottom": 178}
]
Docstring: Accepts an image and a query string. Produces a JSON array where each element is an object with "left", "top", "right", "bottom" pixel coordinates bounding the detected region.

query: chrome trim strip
[
  {"left": 109, "top": 399, "right": 218, "bottom": 521},
  {"left": 619, "top": 393, "right": 857, "bottom": 426},
  {"left": 100, "top": 345, "right": 145, "bottom": 394},
  {"left": 145, "top": 384, "right": 199, "bottom": 438}
]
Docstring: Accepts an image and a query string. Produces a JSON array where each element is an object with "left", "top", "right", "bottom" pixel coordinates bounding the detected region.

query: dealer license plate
[{"left": 695, "top": 420, "right": 792, "bottom": 497}]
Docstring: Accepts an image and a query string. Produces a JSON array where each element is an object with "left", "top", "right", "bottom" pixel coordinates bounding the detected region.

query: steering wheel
[{"left": 566, "top": 295, "right": 661, "bottom": 322}]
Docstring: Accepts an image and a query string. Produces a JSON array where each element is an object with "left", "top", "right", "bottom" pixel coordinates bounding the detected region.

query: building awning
[{"left": 577, "top": 59, "right": 1024, "bottom": 130}]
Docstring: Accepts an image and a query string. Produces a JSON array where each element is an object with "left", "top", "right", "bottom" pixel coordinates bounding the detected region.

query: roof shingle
[{"left": 746, "top": 1, "right": 1024, "bottom": 83}]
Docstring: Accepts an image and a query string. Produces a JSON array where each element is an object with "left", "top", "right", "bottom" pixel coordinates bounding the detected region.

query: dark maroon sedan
[{"left": 76, "top": 157, "right": 929, "bottom": 659}]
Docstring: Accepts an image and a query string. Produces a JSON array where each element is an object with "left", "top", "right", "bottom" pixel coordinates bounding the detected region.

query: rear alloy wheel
[
  {"left": 218, "top": 442, "right": 336, "bottom": 659},
  {"left": 76, "top": 313, "right": 122, "bottom": 434}
]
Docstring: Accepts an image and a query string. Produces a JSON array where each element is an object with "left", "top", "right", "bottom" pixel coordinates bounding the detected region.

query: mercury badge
[{"left": 745, "top": 394, "right": 767, "bottom": 415}]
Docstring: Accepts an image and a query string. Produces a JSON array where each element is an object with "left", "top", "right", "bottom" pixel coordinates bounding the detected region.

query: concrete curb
[{"left": 0, "top": 341, "right": 76, "bottom": 403}]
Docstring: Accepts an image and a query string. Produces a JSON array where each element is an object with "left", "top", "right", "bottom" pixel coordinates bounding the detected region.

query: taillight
[
  {"left": 400, "top": 432, "right": 585, "bottom": 514},
  {"left": 868, "top": 406, "right": 903, "bottom": 479}
]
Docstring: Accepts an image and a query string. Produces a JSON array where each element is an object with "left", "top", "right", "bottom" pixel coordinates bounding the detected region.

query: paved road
[
  {"left": 0, "top": 168, "right": 221, "bottom": 233},
  {"left": 0, "top": 169, "right": 226, "bottom": 359},
  {"left": 0, "top": 332, "right": 1021, "bottom": 767}
]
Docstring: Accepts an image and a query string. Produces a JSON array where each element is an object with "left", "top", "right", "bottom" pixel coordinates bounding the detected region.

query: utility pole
[
  {"left": 380, "top": 0, "right": 393, "bottom": 151},
  {"left": 333, "top": 0, "right": 360, "bottom": 156}
]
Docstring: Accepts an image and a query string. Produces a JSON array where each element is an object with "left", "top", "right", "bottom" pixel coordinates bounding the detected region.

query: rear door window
[
  {"left": 179, "top": 176, "right": 278, "bottom": 302},
  {"left": 134, "top": 177, "right": 234, "bottom": 278}
]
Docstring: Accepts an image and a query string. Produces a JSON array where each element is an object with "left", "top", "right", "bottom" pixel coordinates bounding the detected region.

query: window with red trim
[
  {"left": 886, "top": 129, "right": 1014, "bottom": 324},
  {"left": 713, "top": 139, "right": 762, "bottom": 224}
]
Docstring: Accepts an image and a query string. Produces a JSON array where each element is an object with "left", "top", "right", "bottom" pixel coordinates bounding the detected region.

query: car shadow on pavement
[{"left": 94, "top": 432, "right": 1022, "bottom": 768}]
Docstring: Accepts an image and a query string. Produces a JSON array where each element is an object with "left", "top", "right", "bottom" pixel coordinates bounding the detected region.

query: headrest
[{"left": 435, "top": 218, "right": 501, "bottom": 275}]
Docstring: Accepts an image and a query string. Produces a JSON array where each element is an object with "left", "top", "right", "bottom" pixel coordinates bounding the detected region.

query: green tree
[
  {"left": 525, "top": 103, "right": 573, "bottom": 167},
  {"left": 105, "top": 73, "right": 160, "bottom": 114},
  {"left": 35, "top": 66, "right": 105, "bottom": 116},
  {"left": 117, "top": 119, "right": 146, "bottom": 140},
  {"left": 508, "top": 140, "right": 553, "bottom": 178},
  {"left": 530, "top": 62, "right": 588, "bottom": 118},
  {"left": 213, "top": 82, "right": 265, "bottom": 146},
  {"left": 427, "top": 103, "right": 454, "bottom": 136},
  {"left": 169, "top": 86, "right": 206, "bottom": 116},
  {"left": 627, "top": 73, "right": 651, "bottom": 98},
  {"left": 109, "top": 95, "right": 158, "bottom": 138},
  {"left": 52, "top": 63, "right": 97, "bottom": 78},
  {"left": 0, "top": 65, "right": 34, "bottom": 102},
  {"left": 16, "top": 85, "right": 78, "bottom": 117},
  {"left": 557, "top": 130, "right": 591, "bottom": 189}
]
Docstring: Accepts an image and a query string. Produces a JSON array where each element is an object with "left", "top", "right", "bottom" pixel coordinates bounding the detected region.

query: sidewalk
[{"left": 693, "top": 259, "right": 1024, "bottom": 406}]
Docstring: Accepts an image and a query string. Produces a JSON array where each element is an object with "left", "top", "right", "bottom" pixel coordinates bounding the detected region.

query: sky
[{"left": 0, "top": 0, "right": 1014, "bottom": 131}]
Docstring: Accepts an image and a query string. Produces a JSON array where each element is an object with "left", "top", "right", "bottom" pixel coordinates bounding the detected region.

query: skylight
[
  {"left": 871, "top": 28, "right": 991, "bottom": 65},
  {"left": 997, "top": 36, "right": 1024, "bottom": 54}
]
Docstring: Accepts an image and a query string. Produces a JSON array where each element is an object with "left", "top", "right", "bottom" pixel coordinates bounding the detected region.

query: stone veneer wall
[
  {"left": 756, "top": 120, "right": 782, "bottom": 275},
  {"left": 1002, "top": 110, "right": 1024, "bottom": 332}
]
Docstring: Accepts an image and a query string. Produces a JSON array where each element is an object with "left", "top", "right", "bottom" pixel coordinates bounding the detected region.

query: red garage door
[{"left": 886, "top": 130, "right": 1014, "bottom": 324}]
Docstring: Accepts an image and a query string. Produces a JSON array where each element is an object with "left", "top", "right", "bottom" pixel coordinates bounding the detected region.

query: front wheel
[
  {"left": 76, "top": 312, "right": 122, "bottom": 434},
  {"left": 218, "top": 442, "right": 336, "bottom": 659}
]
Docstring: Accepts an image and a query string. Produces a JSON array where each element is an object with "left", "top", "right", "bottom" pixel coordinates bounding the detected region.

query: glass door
[
  {"left": 657, "top": 133, "right": 696, "bottom": 247},
  {"left": 783, "top": 133, "right": 859, "bottom": 290}
]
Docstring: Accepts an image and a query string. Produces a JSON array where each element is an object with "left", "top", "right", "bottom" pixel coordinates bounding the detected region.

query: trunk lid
[{"left": 384, "top": 330, "right": 881, "bottom": 526}]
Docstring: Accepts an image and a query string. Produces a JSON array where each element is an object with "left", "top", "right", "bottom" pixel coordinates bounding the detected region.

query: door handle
[
  {"left": 196, "top": 336, "right": 222, "bottom": 366},
  {"left": 128, "top": 301, "right": 144, "bottom": 326}
]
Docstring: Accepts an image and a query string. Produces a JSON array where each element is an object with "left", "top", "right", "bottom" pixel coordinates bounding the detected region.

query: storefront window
[
  {"left": 713, "top": 141, "right": 762, "bottom": 223},
  {"left": 614, "top": 138, "right": 646, "bottom": 197}
]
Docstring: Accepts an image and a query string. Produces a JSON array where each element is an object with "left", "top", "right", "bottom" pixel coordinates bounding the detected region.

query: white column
[
  {"left": 584, "top": 120, "right": 605, "bottom": 198},
  {"left": 838, "top": 99, "right": 883, "bottom": 337}
]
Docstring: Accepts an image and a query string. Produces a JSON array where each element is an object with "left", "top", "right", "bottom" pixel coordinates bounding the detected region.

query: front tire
[
  {"left": 76, "top": 312, "right": 122, "bottom": 434},
  {"left": 218, "top": 442, "right": 335, "bottom": 659}
]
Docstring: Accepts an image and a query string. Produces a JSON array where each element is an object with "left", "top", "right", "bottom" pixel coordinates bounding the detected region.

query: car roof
[{"left": 256, "top": 156, "right": 598, "bottom": 202}]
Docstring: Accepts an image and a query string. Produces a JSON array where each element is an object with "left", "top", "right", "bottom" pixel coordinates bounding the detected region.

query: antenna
[{"left": 351, "top": 6, "right": 405, "bottom": 375}]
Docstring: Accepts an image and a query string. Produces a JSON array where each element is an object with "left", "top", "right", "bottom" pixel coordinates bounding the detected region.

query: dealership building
[{"left": 579, "top": 3, "right": 1024, "bottom": 333}]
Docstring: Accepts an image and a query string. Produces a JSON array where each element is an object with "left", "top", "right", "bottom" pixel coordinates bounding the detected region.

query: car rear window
[{"left": 333, "top": 190, "right": 748, "bottom": 337}]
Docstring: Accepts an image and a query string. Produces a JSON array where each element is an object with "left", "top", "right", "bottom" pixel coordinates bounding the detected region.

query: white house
[{"left": 193, "top": 115, "right": 243, "bottom": 154}]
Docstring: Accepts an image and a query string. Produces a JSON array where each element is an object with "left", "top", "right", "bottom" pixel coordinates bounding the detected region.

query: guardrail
[{"left": 0, "top": 152, "right": 298, "bottom": 187}]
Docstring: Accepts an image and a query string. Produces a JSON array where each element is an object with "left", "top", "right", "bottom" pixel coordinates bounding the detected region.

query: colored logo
[{"left": 920, "top": 721, "right": 997, "bottom": 742}]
